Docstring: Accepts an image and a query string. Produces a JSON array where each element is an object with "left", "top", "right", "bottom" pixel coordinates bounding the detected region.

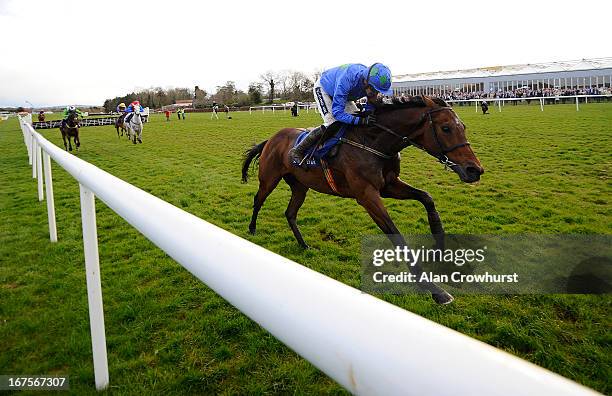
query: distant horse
[
  {"left": 59, "top": 110, "right": 81, "bottom": 151},
  {"left": 125, "top": 106, "right": 143, "bottom": 144},
  {"left": 115, "top": 113, "right": 127, "bottom": 138},
  {"left": 38, "top": 112, "right": 45, "bottom": 122},
  {"left": 242, "top": 96, "right": 484, "bottom": 304}
]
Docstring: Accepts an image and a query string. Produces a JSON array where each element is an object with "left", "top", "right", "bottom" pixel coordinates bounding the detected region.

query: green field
[{"left": 1, "top": 104, "right": 610, "bottom": 394}]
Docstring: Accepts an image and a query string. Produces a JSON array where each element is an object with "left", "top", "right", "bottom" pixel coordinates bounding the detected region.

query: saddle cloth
[{"left": 293, "top": 125, "right": 347, "bottom": 168}]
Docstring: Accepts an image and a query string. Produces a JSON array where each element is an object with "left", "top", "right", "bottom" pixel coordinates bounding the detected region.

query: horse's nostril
[{"left": 466, "top": 166, "right": 482, "bottom": 177}]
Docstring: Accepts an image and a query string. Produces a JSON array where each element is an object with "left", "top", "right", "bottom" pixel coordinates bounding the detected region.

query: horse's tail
[{"left": 241, "top": 140, "right": 268, "bottom": 183}]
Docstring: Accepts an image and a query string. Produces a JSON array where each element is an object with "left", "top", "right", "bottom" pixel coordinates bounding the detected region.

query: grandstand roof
[{"left": 393, "top": 57, "right": 612, "bottom": 82}]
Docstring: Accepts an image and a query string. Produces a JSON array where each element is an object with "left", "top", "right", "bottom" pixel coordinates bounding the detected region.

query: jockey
[
  {"left": 116, "top": 102, "right": 127, "bottom": 122},
  {"left": 126, "top": 100, "right": 143, "bottom": 113},
  {"left": 61, "top": 105, "right": 83, "bottom": 128},
  {"left": 125, "top": 101, "right": 144, "bottom": 122},
  {"left": 288, "top": 63, "right": 393, "bottom": 167}
]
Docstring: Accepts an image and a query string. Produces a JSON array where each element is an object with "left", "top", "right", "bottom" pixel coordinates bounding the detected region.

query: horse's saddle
[{"left": 293, "top": 125, "right": 348, "bottom": 168}]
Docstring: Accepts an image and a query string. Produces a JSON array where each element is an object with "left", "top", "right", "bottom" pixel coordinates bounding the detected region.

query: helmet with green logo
[{"left": 366, "top": 63, "right": 393, "bottom": 96}]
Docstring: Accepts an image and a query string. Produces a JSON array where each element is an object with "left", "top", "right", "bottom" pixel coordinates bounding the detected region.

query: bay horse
[
  {"left": 115, "top": 113, "right": 127, "bottom": 138},
  {"left": 59, "top": 110, "right": 81, "bottom": 151},
  {"left": 241, "top": 96, "right": 484, "bottom": 304}
]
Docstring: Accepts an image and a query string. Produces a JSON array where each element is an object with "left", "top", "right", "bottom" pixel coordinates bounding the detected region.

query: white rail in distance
[
  {"left": 18, "top": 117, "right": 599, "bottom": 395},
  {"left": 442, "top": 94, "right": 612, "bottom": 112},
  {"left": 249, "top": 103, "right": 317, "bottom": 114}
]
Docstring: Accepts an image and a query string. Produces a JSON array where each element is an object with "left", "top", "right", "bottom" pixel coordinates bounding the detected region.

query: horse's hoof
[
  {"left": 138, "top": 138, "right": 142, "bottom": 143},
  {"left": 432, "top": 291, "right": 454, "bottom": 305},
  {"left": 300, "top": 243, "right": 310, "bottom": 250},
  {"left": 132, "top": 140, "right": 136, "bottom": 144},
  {"left": 248, "top": 227, "right": 256, "bottom": 235}
]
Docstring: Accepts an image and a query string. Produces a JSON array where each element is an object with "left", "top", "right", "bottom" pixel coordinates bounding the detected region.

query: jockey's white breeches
[{"left": 313, "top": 78, "right": 359, "bottom": 127}]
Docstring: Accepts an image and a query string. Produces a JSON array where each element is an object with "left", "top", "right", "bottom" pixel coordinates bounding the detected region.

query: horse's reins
[
  {"left": 126, "top": 112, "right": 142, "bottom": 125},
  {"left": 65, "top": 113, "right": 80, "bottom": 129},
  {"left": 340, "top": 107, "right": 470, "bottom": 168}
]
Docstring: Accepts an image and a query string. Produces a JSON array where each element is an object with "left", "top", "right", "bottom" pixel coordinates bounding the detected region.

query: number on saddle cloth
[{"left": 293, "top": 125, "right": 347, "bottom": 168}]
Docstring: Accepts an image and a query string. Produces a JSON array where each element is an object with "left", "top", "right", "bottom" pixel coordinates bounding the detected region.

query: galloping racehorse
[
  {"left": 242, "top": 96, "right": 484, "bottom": 304},
  {"left": 115, "top": 114, "right": 128, "bottom": 138},
  {"left": 125, "top": 106, "right": 143, "bottom": 144},
  {"left": 59, "top": 110, "right": 81, "bottom": 151}
]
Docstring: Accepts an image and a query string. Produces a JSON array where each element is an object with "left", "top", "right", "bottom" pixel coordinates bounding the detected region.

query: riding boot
[{"left": 289, "top": 125, "right": 326, "bottom": 167}]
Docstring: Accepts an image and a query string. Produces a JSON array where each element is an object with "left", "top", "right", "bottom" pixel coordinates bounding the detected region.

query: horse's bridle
[
  {"left": 128, "top": 111, "right": 141, "bottom": 124},
  {"left": 342, "top": 107, "right": 470, "bottom": 168},
  {"left": 66, "top": 112, "right": 80, "bottom": 129}
]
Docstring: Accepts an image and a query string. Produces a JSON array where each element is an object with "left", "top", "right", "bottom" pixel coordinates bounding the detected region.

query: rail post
[
  {"left": 79, "top": 184, "right": 109, "bottom": 390},
  {"left": 43, "top": 151, "right": 57, "bottom": 242},
  {"left": 22, "top": 119, "right": 32, "bottom": 165},
  {"left": 31, "top": 138, "right": 37, "bottom": 179},
  {"left": 37, "top": 144, "right": 44, "bottom": 201}
]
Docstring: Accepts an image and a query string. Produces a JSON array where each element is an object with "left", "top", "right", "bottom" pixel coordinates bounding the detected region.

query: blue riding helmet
[{"left": 366, "top": 63, "right": 393, "bottom": 96}]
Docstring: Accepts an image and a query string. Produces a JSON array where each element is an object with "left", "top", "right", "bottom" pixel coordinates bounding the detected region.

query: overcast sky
[{"left": 1, "top": 0, "right": 610, "bottom": 107}]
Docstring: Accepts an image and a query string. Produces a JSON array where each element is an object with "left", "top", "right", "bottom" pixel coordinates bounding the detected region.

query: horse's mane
[{"left": 374, "top": 95, "right": 450, "bottom": 113}]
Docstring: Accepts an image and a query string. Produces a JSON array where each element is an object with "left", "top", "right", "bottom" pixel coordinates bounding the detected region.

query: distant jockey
[
  {"left": 288, "top": 63, "right": 393, "bottom": 167},
  {"left": 126, "top": 100, "right": 143, "bottom": 113},
  {"left": 61, "top": 105, "right": 83, "bottom": 128},
  {"left": 125, "top": 101, "right": 144, "bottom": 122},
  {"left": 116, "top": 102, "right": 127, "bottom": 113}
]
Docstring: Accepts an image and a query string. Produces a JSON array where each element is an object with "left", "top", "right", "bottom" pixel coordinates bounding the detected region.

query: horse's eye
[{"left": 441, "top": 126, "right": 451, "bottom": 133}]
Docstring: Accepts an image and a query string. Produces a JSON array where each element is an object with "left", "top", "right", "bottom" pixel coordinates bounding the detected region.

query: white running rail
[
  {"left": 441, "top": 94, "right": 612, "bottom": 112},
  {"left": 249, "top": 103, "right": 318, "bottom": 114},
  {"left": 17, "top": 116, "right": 599, "bottom": 395}
]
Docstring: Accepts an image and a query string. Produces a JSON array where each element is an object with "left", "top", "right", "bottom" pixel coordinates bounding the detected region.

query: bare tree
[
  {"left": 212, "top": 81, "right": 238, "bottom": 105},
  {"left": 277, "top": 70, "right": 291, "bottom": 100},
  {"left": 194, "top": 86, "right": 208, "bottom": 108},
  {"left": 312, "top": 68, "right": 324, "bottom": 83},
  {"left": 260, "top": 71, "right": 278, "bottom": 104},
  {"left": 287, "top": 71, "right": 313, "bottom": 101}
]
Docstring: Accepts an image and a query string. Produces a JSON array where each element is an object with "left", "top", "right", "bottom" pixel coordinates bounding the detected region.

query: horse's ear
[
  {"left": 414, "top": 96, "right": 425, "bottom": 106},
  {"left": 431, "top": 97, "right": 450, "bottom": 107},
  {"left": 422, "top": 96, "right": 436, "bottom": 107}
]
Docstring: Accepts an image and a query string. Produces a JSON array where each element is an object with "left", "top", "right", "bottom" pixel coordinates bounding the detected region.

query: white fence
[
  {"left": 445, "top": 94, "right": 612, "bottom": 112},
  {"left": 249, "top": 103, "right": 318, "bottom": 114},
  {"left": 16, "top": 115, "right": 599, "bottom": 395}
]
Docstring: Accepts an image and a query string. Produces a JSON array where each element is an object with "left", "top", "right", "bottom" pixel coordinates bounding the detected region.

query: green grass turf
[{"left": 1, "top": 104, "right": 610, "bottom": 394}]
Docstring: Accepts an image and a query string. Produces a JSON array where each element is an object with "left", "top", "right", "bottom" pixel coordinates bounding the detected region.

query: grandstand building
[{"left": 392, "top": 58, "right": 612, "bottom": 96}]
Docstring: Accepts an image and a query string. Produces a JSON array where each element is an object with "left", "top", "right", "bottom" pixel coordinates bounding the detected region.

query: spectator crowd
[{"left": 436, "top": 86, "right": 612, "bottom": 101}]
